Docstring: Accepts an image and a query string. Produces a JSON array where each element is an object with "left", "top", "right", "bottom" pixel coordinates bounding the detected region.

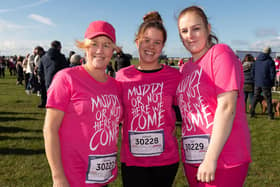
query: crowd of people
[
  {"left": 241, "top": 47, "right": 279, "bottom": 119},
  {"left": 2, "top": 5, "right": 280, "bottom": 187}
]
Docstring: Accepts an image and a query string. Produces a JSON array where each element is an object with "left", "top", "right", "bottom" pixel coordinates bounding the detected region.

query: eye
[
  {"left": 181, "top": 28, "right": 188, "bottom": 33},
  {"left": 154, "top": 41, "right": 162, "bottom": 45},
  {"left": 104, "top": 43, "right": 112, "bottom": 48},
  {"left": 91, "top": 42, "right": 98, "bottom": 47},
  {"left": 144, "top": 39, "right": 150, "bottom": 43}
]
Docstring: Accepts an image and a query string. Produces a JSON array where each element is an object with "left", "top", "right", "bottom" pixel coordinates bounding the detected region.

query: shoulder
[
  {"left": 115, "top": 65, "right": 135, "bottom": 79},
  {"left": 211, "top": 43, "right": 235, "bottom": 55},
  {"left": 210, "top": 43, "right": 237, "bottom": 61},
  {"left": 163, "top": 65, "right": 180, "bottom": 75},
  {"left": 55, "top": 66, "right": 79, "bottom": 78}
]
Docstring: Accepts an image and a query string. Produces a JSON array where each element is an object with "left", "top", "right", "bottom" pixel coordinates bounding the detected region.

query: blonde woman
[{"left": 43, "top": 21, "right": 123, "bottom": 187}]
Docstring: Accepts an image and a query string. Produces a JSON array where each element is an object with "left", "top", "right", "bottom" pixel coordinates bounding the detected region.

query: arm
[
  {"left": 43, "top": 108, "right": 70, "bottom": 187},
  {"left": 197, "top": 90, "right": 237, "bottom": 183}
]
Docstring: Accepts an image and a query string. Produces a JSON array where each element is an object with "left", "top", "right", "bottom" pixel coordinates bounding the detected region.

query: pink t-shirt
[
  {"left": 176, "top": 44, "right": 251, "bottom": 168},
  {"left": 47, "top": 66, "right": 123, "bottom": 187},
  {"left": 116, "top": 65, "right": 181, "bottom": 167}
]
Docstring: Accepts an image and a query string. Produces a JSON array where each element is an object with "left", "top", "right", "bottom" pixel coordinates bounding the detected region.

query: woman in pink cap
[
  {"left": 176, "top": 6, "right": 251, "bottom": 187},
  {"left": 116, "top": 11, "right": 181, "bottom": 187},
  {"left": 43, "top": 20, "right": 123, "bottom": 187}
]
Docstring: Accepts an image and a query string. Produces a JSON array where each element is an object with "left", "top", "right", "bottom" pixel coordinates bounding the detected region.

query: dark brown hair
[
  {"left": 242, "top": 54, "right": 255, "bottom": 63},
  {"left": 178, "top": 6, "right": 218, "bottom": 45},
  {"left": 135, "top": 11, "right": 167, "bottom": 44}
]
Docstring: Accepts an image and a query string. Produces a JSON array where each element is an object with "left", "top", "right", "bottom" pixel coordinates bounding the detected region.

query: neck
[
  {"left": 137, "top": 61, "right": 162, "bottom": 70},
  {"left": 192, "top": 43, "right": 213, "bottom": 62},
  {"left": 83, "top": 64, "right": 108, "bottom": 82}
]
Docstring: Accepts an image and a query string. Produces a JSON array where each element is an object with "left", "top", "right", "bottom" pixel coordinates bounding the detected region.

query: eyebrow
[{"left": 143, "top": 37, "right": 162, "bottom": 42}]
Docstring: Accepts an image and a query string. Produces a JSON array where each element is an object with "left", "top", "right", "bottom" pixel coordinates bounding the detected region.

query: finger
[
  {"left": 210, "top": 174, "right": 215, "bottom": 182},
  {"left": 205, "top": 174, "right": 211, "bottom": 183}
]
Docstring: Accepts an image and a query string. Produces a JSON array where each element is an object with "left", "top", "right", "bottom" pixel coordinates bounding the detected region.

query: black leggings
[{"left": 121, "top": 162, "right": 179, "bottom": 187}]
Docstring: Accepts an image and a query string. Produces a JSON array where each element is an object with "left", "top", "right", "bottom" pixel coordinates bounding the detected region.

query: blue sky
[{"left": 0, "top": 0, "right": 279, "bottom": 58}]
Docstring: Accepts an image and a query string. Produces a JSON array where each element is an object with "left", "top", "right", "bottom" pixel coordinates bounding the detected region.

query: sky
[{"left": 0, "top": 0, "right": 280, "bottom": 58}]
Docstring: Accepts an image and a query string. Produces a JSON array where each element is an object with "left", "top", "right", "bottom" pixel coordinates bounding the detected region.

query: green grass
[{"left": 0, "top": 70, "right": 279, "bottom": 187}]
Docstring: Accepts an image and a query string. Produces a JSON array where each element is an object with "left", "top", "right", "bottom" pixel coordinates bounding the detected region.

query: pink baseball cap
[{"left": 84, "top": 20, "right": 116, "bottom": 43}]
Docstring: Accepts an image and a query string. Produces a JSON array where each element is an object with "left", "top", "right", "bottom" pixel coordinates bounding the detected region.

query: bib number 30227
[
  {"left": 86, "top": 153, "right": 116, "bottom": 184},
  {"left": 182, "top": 134, "right": 210, "bottom": 164}
]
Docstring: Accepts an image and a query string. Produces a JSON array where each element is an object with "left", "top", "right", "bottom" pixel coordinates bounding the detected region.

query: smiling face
[
  {"left": 136, "top": 27, "right": 164, "bottom": 67},
  {"left": 86, "top": 36, "right": 114, "bottom": 70},
  {"left": 178, "top": 11, "right": 211, "bottom": 61}
]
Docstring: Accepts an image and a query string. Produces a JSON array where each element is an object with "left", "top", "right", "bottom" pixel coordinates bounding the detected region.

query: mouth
[
  {"left": 94, "top": 56, "right": 105, "bottom": 60},
  {"left": 144, "top": 50, "right": 155, "bottom": 56},
  {"left": 187, "top": 41, "right": 196, "bottom": 46}
]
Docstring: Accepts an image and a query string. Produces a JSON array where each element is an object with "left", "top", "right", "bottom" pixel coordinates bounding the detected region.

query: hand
[
  {"left": 197, "top": 159, "right": 217, "bottom": 183},
  {"left": 53, "top": 176, "right": 70, "bottom": 187}
]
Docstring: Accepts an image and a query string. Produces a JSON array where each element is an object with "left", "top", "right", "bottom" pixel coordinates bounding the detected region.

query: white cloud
[
  {"left": 28, "top": 14, "right": 55, "bottom": 26},
  {"left": 0, "top": 19, "right": 26, "bottom": 32},
  {"left": 250, "top": 37, "right": 280, "bottom": 52},
  {"left": 0, "top": 39, "right": 82, "bottom": 57},
  {"left": 231, "top": 40, "right": 249, "bottom": 46},
  {"left": 0, "top": 39, "right": 49, "bottom": 56},
  {"left": 0, "top": 0, "right": 49, "bottom": 13},
  {"left": 254, "top": 28, "right": 278, "bottom": 38}
]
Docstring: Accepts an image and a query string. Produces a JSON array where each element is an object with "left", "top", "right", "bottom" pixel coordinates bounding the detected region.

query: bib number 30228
[
  {"left": 182, "top": 134, "right": 210, "bottom": 164},
  {"left": 129, "top": 129, "right": 164, "bottom": 157}
]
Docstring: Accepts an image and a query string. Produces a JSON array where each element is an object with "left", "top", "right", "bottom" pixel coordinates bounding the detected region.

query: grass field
[{"left": 0, "top": 69, "right": 279, "bottom": 187}]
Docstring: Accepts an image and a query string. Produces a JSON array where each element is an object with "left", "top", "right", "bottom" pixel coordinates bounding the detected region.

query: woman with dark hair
[
  {"left": 242, "top": 54, "right": 255, "bottom": 112},
  {"left": 116, "top": 11, "right": 180, "bottom": 187}
]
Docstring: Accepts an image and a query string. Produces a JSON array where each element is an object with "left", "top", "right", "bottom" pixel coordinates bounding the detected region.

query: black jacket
[
  {"left": 243, "top": 61, "right": 254, "bottom": 85},
  {"left": 251, "top": 53, "right": 276, "bottom": 87},
  {"left": 39, "top": 48, "right": 68, "bottom": 90},
  {"left": 114, "top": 52, "right": 131, "bottom": 71}
]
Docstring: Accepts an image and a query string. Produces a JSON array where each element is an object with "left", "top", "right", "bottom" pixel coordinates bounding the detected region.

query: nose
[
  {"left": 186, "top": 30, "right": 193, "bottom": 39},
  {"left": 96, "top": 45, "right": 104, "bottom": 53}
]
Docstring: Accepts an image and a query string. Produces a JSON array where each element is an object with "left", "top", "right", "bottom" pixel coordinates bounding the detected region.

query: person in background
[
  {"left": 69, "top": 53, "right": 82, "bottom": 67},
  {"left": 39, "top": 40, "right": 68, "bottom": 91},
  {"left": 0, "top": 56, "right": 5, "bottom": 78},
  {"left": 250, "top": 47, "right": 276, "bottom": 119},
  {"left": 43, "top": 20, "right": 123, "bottom": 187},
  {"left": 176, "top": 6, "right": 251, "bottom": 187},
  {"left": 106, "top": 61, "right": 115, "bottom": 77},
  {"left": 274, "top": 56, "right": 280, "bottom": 90},
  {"left": 22, "top": 54, "right": 29, "bottom": 88},
  {"left": 114, "top": 47, "right": 131, "bottom": 72},
  {"left": 242, "top": 54, "right": 255, "bottom": 112},
  {"left": 34, "top": 46, "right": 46, "bottom": 108},
  {"left": 16, "top": 56, "right": 24, "bottom": 85},
  {"left": 178, "top": 58, "right": 184, "bottom": 67},
  {"left": 116, "top": 11, "right": 180, "bottom": 187},
  {"left": 67, "top": 50, "right": 75, "bottom": 66},
  {"left": 168, "top": 58, "right": 175, "bottom": 66}
]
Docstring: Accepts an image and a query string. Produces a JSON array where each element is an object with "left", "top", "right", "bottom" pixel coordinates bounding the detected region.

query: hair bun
[{"left": 143, "top": 11, "right": 162, "bottom": 23}]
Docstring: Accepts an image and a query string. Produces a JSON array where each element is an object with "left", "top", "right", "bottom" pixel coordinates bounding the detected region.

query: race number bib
[
  {"left": 182, "top": 134, "right": 210, "bottom": 164},
  {"left": 86, "top": 153, "right": 116, "bottom": 183},
  {"left": 129, "top": 129, "right": 164, "bottom": 157}
]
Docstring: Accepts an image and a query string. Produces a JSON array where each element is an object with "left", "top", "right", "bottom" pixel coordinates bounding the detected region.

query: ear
[
  {"left": 135, "top": 39, "right": 140, "bottom": 49},
  {"left": 208, "top": 23, "right": 211, "bottom": 34}
]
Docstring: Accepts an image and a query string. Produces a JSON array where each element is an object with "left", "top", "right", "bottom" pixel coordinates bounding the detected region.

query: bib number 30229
[{"left": 182, "top": 134, "right": 210, "bottom": 164}]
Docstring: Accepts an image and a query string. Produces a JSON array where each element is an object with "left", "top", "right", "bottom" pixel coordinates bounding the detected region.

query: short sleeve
[
  {"left": 212, "top": 44, "right": 242, "bottom": 95},
  {"left": 46, "top": 70, "right": 71, "bottom": 112}
]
